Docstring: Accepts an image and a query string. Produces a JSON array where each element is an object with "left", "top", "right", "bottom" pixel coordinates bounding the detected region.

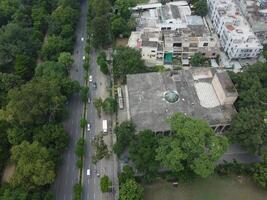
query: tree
[
  {"left": 252, "top": 160, "right": 267, "bottom": 188},
  {"left": 113, "top": 47, "right": 146, "bottom": 82},
  {"left": 111, "top": 17, "right": 129, "bottom": 37},
  {"left": 129, "top": 130, "right": 159, "bottom": 178},
  {"left": 97, "top": 52, "right": 109, "bottom": 75},
  {"left": 194, "top": 0, "right": 208, "bottom": 17},
  {"left": 80, "top": 86, "right": 89, "bottom": 103},
  {"left": 156, "top": 113, "right": 228, "bottom": 178},
  {"left": 228, "top": 109, "right": 267, "bottom": 156},
  {"left": 119, "top": 179, "right": 144, "bottom": 200},
  {"left": 75, "top": 138, "right": 85, "bottom": 157},
  {"left": 73, "top": 183, "right": 82, "bottom": 200},
  {"left": 113, "top": 121, "right": 135, "bottom": 156},
  {"left": 0, "top": 120, "right": 10, "bottom": 173},
  {"left": 14, "top": 55, "right": 36, "bottom": 80},
  {"left": 58, "top": 52, "right": 73, "bottom": 70},
  {"left": 76, "top": 159, "right": 83, "bottom": 169},
  {"left": 33, "top": 124, "right": 69, "bottom": 162},
  {"left": 118, "top": 165, "right": 134, "bottom": 185},
  {"left": 35, "top": 61, "right": 67, "bottom": 79},
  {"left": 41, "top": 35, "right": 71, "bottom": 61},
  {"left": 92, "top": 134, "right": 109, "bottom": 162},
  {"left": 93, "top": 97, "right": 103, "bottom": 117},
  {"left": 91, "top": 16, "right": 111, "bottom": 48},
  {"left": 10, "top": 141, "right": 55, "bottom": 190},
  {"left": 100, "top": 175, "right": 112, "bottom": 192},
  {"left": 80, "top": 118, "right": 87, "bottom": 129},
  {"left": 190, "top": 52, "right": 205, "bottom": 67},
  {"left": 0, "top": 72, "right": 23, "bottom": 107},
  {"left": 0, "top": 23, "right": 41, "bottom": 67},
  {"left": 102, "top": 97, "right": 117, "bottom": 114},
  {"left": 2, "top": 78, "right": 67, "bottom": 125}
]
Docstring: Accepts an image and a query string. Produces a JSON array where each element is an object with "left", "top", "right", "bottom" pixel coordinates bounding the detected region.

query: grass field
[{"left": 144, "top": 176, "right": 267, "bottom": 200}]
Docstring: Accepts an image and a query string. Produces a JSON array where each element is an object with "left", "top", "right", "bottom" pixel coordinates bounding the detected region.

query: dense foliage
[
  {"left": 156, "top": 113, "right": 228, "bottom": 178},
  {"left": 119, "top": 179, "right": 144, "bottom": 200},
  {"left": 0, "top": 0, "right": 80, "bottom": 197},
  {"left": 113, "top": 47, "right": 146, "bottom": 82},
  {"left": 228, "top": 62, "right": 267, "bottom": 157},
  {"left": 113, "top": 121, "right": 135, "bottom": 156},
  {"left": 100, "top": 175, "right": 112, "bottom": 193}
]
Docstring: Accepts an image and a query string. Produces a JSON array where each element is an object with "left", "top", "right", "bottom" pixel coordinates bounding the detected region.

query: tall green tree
[
  {"left": 58, "top": 52, "right": 74, "bottom": 70},
  {"left": 228, "top": 109, "right": 267, "bottom": 156},
  {"left": 119, "top": 179, "right": 144, "bottom": 200},
  {"left": 156, "top": 113, "right": 228, "bottom": 178},
  {"left": 113, "top": 47, "right": 146, "bottom": 82},
  {"left": 14, "top": 55, "right": 36, "bottom": 80},
  {"left": 194, "top": 0, "right": 208, "bottom": 17},
  {"left": 129, "top": 130, "right": 159, "bottom": 178},
  {"left": 113, "top": 121, "right": 135, "bottom": 156},
  {"left": 33, "top": 124, "right": 69, "bottom": 162},
  {"left": 190, "top": 52, "right": 205, "bottom": 67},
  {"left": 2, "top": 78, "right": 67, "bottom": 125},
  {"left": 102, "top": 97, "right": 117, "bottom": 114},
  {"left": 10, "top": 141, "right": 55, "bottom": 191}
]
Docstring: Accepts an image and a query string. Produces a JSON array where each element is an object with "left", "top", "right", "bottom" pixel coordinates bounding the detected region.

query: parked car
[
  {"left": 89, "top": 75, "right": 93, "bottom": 82},
  {"left": 81, "top": 37, "right": 84, "bottom": 41},
  {"left": 87, "top": 123, "right": 91, "bottom": 131}
]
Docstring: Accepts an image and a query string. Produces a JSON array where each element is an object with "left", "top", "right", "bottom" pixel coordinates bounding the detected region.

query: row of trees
[
  {"left": 0, "top": 0, "right": 81, "bottom": 198},
  {"left": 227, "top": 62, "right": 267, "bottom": 188},
  {"left": 114, "top": 113, "right": 228, "bottom": 181}
]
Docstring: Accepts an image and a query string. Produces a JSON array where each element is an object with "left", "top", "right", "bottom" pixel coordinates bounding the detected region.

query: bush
[
  {"left": 76, "top": 159, "right": 83, "bottom": 169},
  {"left": 73, "top": 183, "right": 83, "bottom": 200},
  {"left": 100, "top": 175, "right": 112, "bottom": 192},
  {"left": 75, "top": 138, "right": 85, "bottom": 157},
  {"left": 80, "top": 118, "right": 87, "bottom": 129}
]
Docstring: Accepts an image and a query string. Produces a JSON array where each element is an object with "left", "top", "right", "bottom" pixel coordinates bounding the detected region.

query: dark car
[{"left": 93, "top": 82, "right": 97, "bottom": 89}]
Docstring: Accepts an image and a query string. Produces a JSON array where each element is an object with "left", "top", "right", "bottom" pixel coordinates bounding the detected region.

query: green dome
[{"left": 164, "top": 90, "right": 179, "bottom": 103}]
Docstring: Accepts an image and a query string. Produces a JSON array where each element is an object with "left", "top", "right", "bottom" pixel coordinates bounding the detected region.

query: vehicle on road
[
  {"left": 89, "top": 75, "right": 93, "bottom": 82},
  {"left": 87, "top": 123, "right": 91, "bottom": 131},
  {"left": 93, "top": 82, "right": 97, "bottom": 89},
  {"left": 87, "top": 169, "right": 91, "bottom": 176},
  {"left": 81, "top": 37, "right": 84, "bottom": 41},
  {"left": 97, "top": 173, "right": 100, "bottom": 177},
  {"left": 103, "top": 120, "right": 107, "bottom": 133},
  {"left": 83, "top": 56, "right": 85, "bottom": 60},
  {"left": 88, "top": 97, "right": 91, "bottom": 104}
]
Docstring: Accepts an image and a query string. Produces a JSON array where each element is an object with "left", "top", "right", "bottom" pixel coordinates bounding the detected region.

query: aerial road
[{"left": 52, "top": 0, "right": 88, "bottom": 199}]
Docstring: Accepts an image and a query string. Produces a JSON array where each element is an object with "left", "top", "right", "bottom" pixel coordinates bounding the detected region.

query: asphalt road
[{"left": 52, "top": 0, "right": 88, "bottom": 199}]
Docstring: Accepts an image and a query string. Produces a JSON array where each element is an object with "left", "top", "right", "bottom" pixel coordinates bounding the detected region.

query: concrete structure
[
  {"left": 128, "top": 1, "right": 219, "bottom": 66},
  {"left": 125, "top": 68, "right": 238, "bottom": 133},
  {"left": 207, "top": 0, "right": 263, "bottom": 59},
  {"left": 236, "top": 0, "right": 267, "bottom": 44}
]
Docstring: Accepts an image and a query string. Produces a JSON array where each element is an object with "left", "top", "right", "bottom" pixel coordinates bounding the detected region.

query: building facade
[{"left": 207, "top": 0, "right": 263, "bottom": 59}]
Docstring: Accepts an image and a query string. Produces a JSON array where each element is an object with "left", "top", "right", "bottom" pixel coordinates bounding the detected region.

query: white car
[
  {"left": 82, "top": 56, "right": 85, "bottom": 60},
  {"left": 87, "top": 123, "right": 91, "bottom": 131},
  {"left": 87, "top": 169, "right": 91, "bottom": 176},
  {"left": 89, "top": 75, "right": 93, "bottom": 82},
  {"left": 81, "top": 37, "right": 84, "bottom": 41}
]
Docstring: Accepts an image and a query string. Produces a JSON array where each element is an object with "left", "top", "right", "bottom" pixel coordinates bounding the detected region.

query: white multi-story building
[{"left": 207, "top": 0, "right": 263, "bottom": 59}]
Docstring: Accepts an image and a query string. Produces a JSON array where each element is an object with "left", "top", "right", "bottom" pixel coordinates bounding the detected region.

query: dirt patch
[
  {"left": 116, "top": 38, "right": 129, "bottom": 47},
  {"left": 1, "top": 164, "right": 15, "bottom": 183}
]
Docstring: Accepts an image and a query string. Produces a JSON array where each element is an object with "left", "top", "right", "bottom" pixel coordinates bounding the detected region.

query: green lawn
[{"left": 144, "top": 176, "right": 267, "bottom": 200}]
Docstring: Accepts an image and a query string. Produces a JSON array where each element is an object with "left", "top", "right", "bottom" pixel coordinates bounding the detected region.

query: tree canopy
[
  {"left": 11, "top": 141, "right": 55, "bottom": 190},
  {"left": 113, "top": 47, "right": 146, "bottom": 82},
  {"left": 119, "top": 179, "right": 144, "bottom": 200},
  {"left": 129, "top": 130, "right": 159, "bottom": 178},
  {"left": 102, "top": 97, "right": 117, "bottom": 114},
  {"left": 156, "top": 113, "right": 228, "bottom": 178},
  {"left": 193, "top": 0, "right": 208, "bottom": 17},
  {"left": 113, "top": 121, "right": 135, "bottom": 156}
]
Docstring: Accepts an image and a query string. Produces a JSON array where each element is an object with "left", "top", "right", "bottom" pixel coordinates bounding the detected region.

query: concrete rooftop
[{"left": 126, "top": 69, "right": 237, "bottom": 132}]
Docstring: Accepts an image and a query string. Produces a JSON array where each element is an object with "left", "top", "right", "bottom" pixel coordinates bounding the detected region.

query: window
[
  {"left": 203, "top": 42, "right": 208, "bottom": 47},
  {"left": 151, "top": 50, "right": 155, "bottom": 53},
  {"left": 173, "top": 43, "right": 182, "bottom": 47}
]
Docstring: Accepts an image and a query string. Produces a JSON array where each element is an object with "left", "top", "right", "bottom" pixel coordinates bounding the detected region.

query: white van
[{"left": 87, "top": 169, "right": 91, "bottom": 176}]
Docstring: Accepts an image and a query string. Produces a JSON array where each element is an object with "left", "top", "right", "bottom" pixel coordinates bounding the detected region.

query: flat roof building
[
  {"left": 125, "top": 68, "right": 238, "bottom": 133},
  {"left": 207, "top": 0, "right": 263, "bottom": 59}
]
